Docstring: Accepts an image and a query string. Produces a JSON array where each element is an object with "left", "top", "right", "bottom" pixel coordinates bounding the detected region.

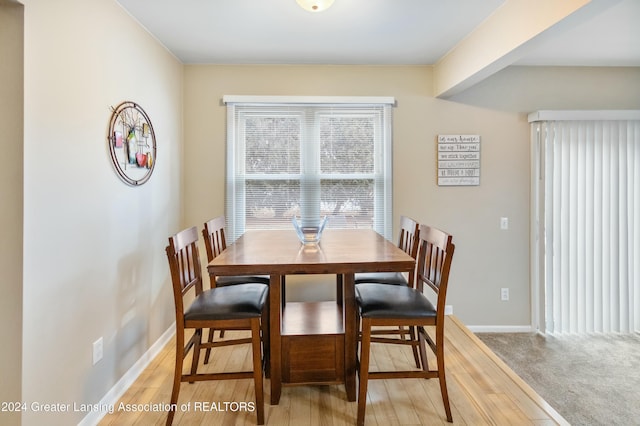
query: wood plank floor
[{"left": 99, "top": 316, "right": 569, "bottom": 425}]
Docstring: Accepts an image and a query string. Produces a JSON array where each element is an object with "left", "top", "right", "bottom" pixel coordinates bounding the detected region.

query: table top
[{"left": 207, "top": 228, "right": 415, "bottom": 276}]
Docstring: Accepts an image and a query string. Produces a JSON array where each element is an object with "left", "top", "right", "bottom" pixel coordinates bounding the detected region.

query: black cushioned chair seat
[
  {"left": 185, "top": 283, "right": 268, "bottom": 321},
  {"left": 354, "top": 271, "right": 407, "bottom": 286},
  {"left": 356, "top": 283, "right": 436, "bottom": 319},
  {"left": 216, "top": 275, "right": 270, "bottom": 286}
]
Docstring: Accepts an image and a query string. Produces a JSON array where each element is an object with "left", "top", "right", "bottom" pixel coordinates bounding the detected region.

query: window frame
[{"left": 224, "top": 96, "right": 395, "bottom": 242}]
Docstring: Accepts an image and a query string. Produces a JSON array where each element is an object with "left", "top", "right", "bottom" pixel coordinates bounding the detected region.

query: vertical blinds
[
  {"left": 224, "top": 96, "right": 394, "bottom": 242},
  {"left": 533, "top": 117, "right": 640, "bottom": 333}
]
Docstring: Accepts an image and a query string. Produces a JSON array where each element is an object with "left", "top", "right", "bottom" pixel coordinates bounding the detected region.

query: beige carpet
[{"left": 476, "top": 331, "right": 640, "bottom": 426}]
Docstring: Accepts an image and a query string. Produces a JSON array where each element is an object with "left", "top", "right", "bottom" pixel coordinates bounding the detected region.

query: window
[{"left": 224, "top": 96, "right": 394, "bottom": 242}]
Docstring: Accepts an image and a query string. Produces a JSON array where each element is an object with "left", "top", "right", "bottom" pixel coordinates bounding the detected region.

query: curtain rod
[
  {"left": 223, "top": 95, "right": 396, "bottom": 106},
  {"left": 528, "top": 110, "right": 640, "bottom": 122}
]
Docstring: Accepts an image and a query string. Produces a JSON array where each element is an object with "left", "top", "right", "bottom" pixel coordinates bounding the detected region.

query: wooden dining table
[{"left": 206, "top": 228, "right": 415, "bottom": 405}]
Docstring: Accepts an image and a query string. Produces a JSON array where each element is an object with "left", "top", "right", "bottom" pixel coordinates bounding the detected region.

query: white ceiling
[{"left": 116, "top": 0, "right": 639, "bottom": 67}]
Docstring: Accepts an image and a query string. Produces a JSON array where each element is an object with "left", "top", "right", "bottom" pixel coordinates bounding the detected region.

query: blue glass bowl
[{"left": 292, "top": 216, "right": 329, "bottom": 244}]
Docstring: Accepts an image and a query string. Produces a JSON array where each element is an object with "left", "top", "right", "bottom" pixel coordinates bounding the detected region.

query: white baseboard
[
  {"left": 466, "top": 324, "right": 535, "bottom": 333},
  {"left": 78, "top": 324, "right": 175, "bottom": 426}
]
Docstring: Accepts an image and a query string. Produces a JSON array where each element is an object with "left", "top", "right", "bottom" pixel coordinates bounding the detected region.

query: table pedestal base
[
  {"left": 280, "top": 301, "right": 346, "bottom": 386},
  {"left": 282, "top": 334, "right": 345, "bottom": 384}
]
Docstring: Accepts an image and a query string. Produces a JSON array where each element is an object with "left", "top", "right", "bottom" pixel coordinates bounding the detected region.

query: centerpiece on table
[{"left": 292, "top": 215, "right": 329, "bottom": 244}]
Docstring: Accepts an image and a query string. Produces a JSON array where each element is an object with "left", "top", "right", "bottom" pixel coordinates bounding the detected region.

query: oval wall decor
[{"left": 107, "top": 101, "right": 157, "bottom": 186}]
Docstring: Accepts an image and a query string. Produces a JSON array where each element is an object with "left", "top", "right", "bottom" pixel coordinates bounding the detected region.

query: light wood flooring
[{"left": 99, "top": 316, "right": 568, "bottom": 425}]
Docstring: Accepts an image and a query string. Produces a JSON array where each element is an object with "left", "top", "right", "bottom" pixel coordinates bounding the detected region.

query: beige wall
[
  {"left": 18, "top": 0, "right": 183, "bottom": 424},
  {"left": 0, "top": 2, "right": 23, "bottom": 425},
  {"left": 183, "top": 64, "right": 532, "bottom": 327},
  {"left": 7, "top": 1, "right": 640, "bottom": 423},
  {"left": 449, "top": 66, "right": 640, "bottom": 112}
]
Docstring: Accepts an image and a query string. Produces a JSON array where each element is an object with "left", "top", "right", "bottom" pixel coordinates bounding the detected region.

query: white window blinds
[
  {"left": 531, "top": 111, "right": 640, "bottom": 334},
  {"left": 224, "top": 96, "right": 394, "bottom": 242}
]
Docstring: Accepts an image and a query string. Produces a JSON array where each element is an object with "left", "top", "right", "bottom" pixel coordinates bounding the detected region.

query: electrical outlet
[
  {"left": 444, "top": 305, "right": 453, "bottom": 315},
  {"left": 501, "top": 288, "right": 509, "bottom": 301},
  {"left": 500, "top": 217, "right": 509, "bottom": 230},
  {"left": 93, "top": 337, "right": 103, "bottom": 365}
]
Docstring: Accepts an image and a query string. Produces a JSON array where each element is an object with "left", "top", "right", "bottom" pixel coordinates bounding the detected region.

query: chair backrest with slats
[
  {"left": 166, "top": 226, "right": 204, "bottom": 321},
  {"left": 398, "top": 215, "right": 420, "bottom": 287},
  {"left": 398, "top": 215, "right": 420, "bottom": 258},
  {"left": 415, "top": 224, "right": 455, "bottom": 317},
  {"left": 202, "top": 215, "right": 228, "bottom": 263},
  {"left": 202, "top": 216, "right": 228, "bottom": 288}
]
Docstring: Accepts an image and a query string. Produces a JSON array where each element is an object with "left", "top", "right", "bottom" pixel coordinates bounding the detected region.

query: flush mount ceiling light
[{"left": 296, "top": 0, "right": 335, "bottom": 12}]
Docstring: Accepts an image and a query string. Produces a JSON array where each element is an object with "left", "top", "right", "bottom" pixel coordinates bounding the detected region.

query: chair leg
[
  {"left": 261, "top": 303, "right": 270, "bottom": 379},
  {"left": 407, "top": 326, "right": 421, "bottom": 368},
  {"left": 418, "top": 328, "right": 429, "bottom": 372},
  {"left": 167, "top": 328, "right": 184, "bottom": 426},
  {"left": 436, "top": 330, "right": 453, "bottom": 422},
  {"left": 357, "top": 318, "right": 372, "bottom": 426},
  {"left": 251, "top": 319, "right": 265, "bottom": 425},
  {"left": 204, "top": 328, "right": 215, "bottom": 364},
  {"left": 355, "top": 311, "right": 361, "bottom": 360},
  {"left": 189, "top": 329, "right": 202, "bottom": 383}
]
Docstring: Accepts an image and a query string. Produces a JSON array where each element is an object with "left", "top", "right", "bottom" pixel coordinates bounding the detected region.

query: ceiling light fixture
[{"left": 296, "top": 0, "right": 335, "bottom": 13}]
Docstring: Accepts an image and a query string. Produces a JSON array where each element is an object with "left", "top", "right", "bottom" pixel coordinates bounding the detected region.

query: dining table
[{"left": 206, "top": 228, "right": 415, "bottom": 405}]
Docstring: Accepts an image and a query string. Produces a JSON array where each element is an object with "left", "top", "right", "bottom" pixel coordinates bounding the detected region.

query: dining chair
[
  {"left": 353, "top": 215, "right": 421, "bottom": 367},
  {"left": 202, "top": 215, "right": 271, "bottom": 359},
  {"left": 165, "top": 226, "right": 268, "bottom": 425},
  {"left": 202, "top": 215, "right": 270, "bottom": 288},
  {"left": 355, "top": 224, "right": 455, "bottom": 425}
]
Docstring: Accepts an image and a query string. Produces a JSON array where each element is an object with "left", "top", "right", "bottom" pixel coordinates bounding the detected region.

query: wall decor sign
[
  {"left": 107, "top": 101, "right": 156, "bottom": 186},
  {"left": 437, "top": 134, "right": 480, "bottom": 186}
]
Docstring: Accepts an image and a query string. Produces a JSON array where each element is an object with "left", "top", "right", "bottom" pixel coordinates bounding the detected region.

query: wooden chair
[
  {"left": 353, "top": 215, "right": 421, "bottom": 367},
  {"left": 355, "top": 224, "right": 455, "bottom": 425},
  {"left": 165, "top": 226, "right": 268, "bottom": 425},
  {"left": 202, "top": 216, "right": 271, "bottom": 355},
  {"left": 202, "top": 215, "right": 270, "bottom": 288}
]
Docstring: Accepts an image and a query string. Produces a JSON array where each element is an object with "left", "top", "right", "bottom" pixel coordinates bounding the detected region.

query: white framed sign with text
[{"left": 437, "top": 135, "right": 480, "bottom": 186}]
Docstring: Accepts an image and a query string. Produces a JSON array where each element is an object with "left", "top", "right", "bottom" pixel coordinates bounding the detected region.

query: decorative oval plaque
[{"left": 107, "top": 101, "right": 157, "bottom": 186}]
